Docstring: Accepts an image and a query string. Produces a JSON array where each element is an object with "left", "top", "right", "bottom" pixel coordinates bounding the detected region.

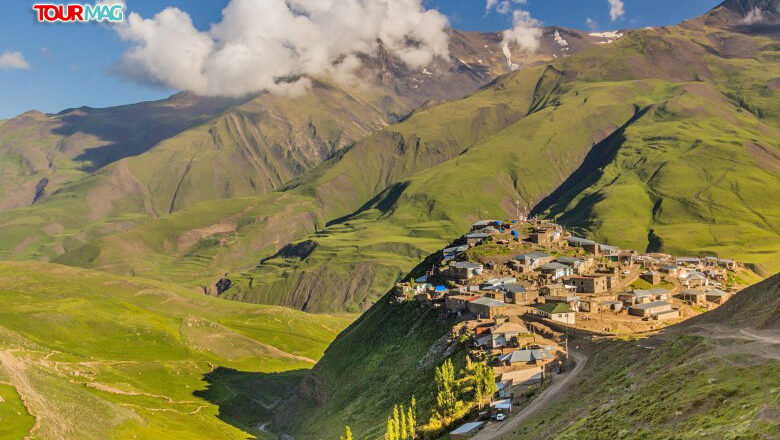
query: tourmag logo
[{"left": 33, "top": 3, "right": 124, "bottom": 22}]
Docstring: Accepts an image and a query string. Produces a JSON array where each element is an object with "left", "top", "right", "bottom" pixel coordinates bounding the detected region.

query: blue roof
[
  {"left": 511, "top": 230, "right": 519, "bottom": 237},
  {"left": 435, "top": 285, "right": 447, "bottom": 292},
  {"left": 500, "top": 349, "right": 553, "bottom": 364}
]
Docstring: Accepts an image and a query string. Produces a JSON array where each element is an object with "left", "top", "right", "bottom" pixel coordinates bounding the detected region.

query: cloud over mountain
[
  {"left": 114, "top": 0, "right": 450, "bottom": 97},
  {"left": 501, "top": 9, "right": 543, "bottom": 70},
  {"left": 608, "top": 0, "right": 625, "bottom": 21}
]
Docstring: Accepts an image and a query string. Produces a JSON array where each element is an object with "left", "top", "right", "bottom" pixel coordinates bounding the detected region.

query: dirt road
[{"left": 470, "top": 350, "right": 589, "bottom": 440}]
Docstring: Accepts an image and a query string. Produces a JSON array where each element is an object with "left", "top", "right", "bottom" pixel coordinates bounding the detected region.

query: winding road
[{"left": 470, "top": 350, "right": 589, "bottom": 440}]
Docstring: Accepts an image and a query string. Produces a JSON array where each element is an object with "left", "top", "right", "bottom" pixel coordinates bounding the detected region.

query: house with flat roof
[
  {"left": 499, "top": 348, "right": 554, "bottom": 366},
  {"left": 618, "top": 291, "right": 653, "bottom": 306},
  {"left": 676, "top": 289, "right": 706, "bottom": 305},
  {"left": 464, "top": 232, "right": 489, "bottom": 246},
  {"left": 490, "top": 322, "right": 529, "bottom": 348},
  {"left": 472, "top": 220, "right": 502, "bottom": 231},
  {"left": 567, "top": 275, "right": 608, "bottom": 294},
  {"left": 566, "top": 236, "right": 595, "bottom": 247},
  {"left": 540, "top": 262, "right": 572, "bottom": 280},
  {"left": 640, "top": 270, "right": 661, "bottom": 285},
  {"left": 445, "top": 295, "right": 480, "bottom": 313},
  {"left": 467, "top": 296, "right": 509, "bottom": 319},
  {"left": 500, "top": 368, "right": 543, "bottom": 387},
  {"left": 482, "top": 277, "right": 518, "bottom": 287},
  {"left": 451, "top": 422, "right": 484, "bottom": 439},
  {"left": 449, "top": 261, "right": 483, "bottom": 280},
  {"left": 557, "top": 256, "right": 589, "bottom": 274},
  {"left": 513, "top": 251, "right": 554, "bottom": 269},
  {"left": 442, "top": 245, "right": 468, "bottom": 260},
  {"left": 533, "top": 302, "right": 575, "bottom": 324},
  {"left": 683, "top": 272, "right": 709, "bottom": 288},
  {"left": 632, "top": 288, "right": 670, "bottom": 301},
  {"left": 539, "top": 283, "right": 575, "bottom": 297},
  {"left": 496, "top": 283, "right": 536, "bottom": 304},
  {"left": 705, "top": 288, "right": 731, "bottom": 305},
  {"left": 629, "top": 301, "right": 673, "bottom": 317}
]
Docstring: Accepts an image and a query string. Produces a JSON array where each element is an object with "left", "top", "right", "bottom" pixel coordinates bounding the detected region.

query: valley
[
  {"left": 0, "top": 262, "right": 353, "bottom": 439},
  {"left": 0, "top": 0, "right": 777, "bottom": 439}
]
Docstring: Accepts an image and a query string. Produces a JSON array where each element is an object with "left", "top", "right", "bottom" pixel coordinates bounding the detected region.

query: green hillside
[
  {"left": 0, "top": 261, "right": 353, "bottom": 439},
  {"left": 0, "top": 29, "right": 579, "bottom": 265},
  {"left": 1, "top": 3, "right": 778, "bottom": 315},
  {"left": 508, "top": 274, "right": 780, "bottom": 440},
  {"left": 274, "top": 297, "right": 463, "bottom": 439},
  {"left": 38, "top": 14, "right": 778, "bottom": 314},
  {"left": 0, "top": 93, "right": 240, "bottom": 211}
]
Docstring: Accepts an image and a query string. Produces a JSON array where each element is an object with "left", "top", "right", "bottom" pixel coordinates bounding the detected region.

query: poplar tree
[
  {"left": 386, "top": 417, "right": 395, "bottom": 440},
  {"left": 393, "top": 405, "right": 400, "bottom": 437},
  {"left": 340, "top": 426, "right": 353, "bottom": 440},
  {"left": 400, "top": 405, "right": 408, "bottom": 440},
  {"left": 434, "top": 359, "right": 458, "bottom": 423},
  {"left": 407, "top": 405, "right": 416, "bottom": 439}
]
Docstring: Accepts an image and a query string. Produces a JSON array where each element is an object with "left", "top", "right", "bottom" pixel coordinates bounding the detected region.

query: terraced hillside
[
  {"left": 0, "top": 261, "right": 353, "bottom": 439},
  {"left": 44, "top": 0, "right": 780, "bottom": 313}
]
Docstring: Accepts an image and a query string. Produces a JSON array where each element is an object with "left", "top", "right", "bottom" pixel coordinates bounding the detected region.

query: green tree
[
  {"left": 339, "top": 426, "right": 353, "bottom": 440},
  {"left": 407, "top": 405, "right": 416, "bottom": 439},
  {"left": 393, "top": 405, "right": 400, "bottom": 438},
  {"left": 473, "top": 361, "right": 497, "bottom": 409},
  {"left": 386, "top": 417, "right": 396, "bottom": 440},
  {"left": 434, "top": 358, "right": 458, "bottom": 424},
  {"left": 400, "top": 405, "right": 408, "bottom": 440}
]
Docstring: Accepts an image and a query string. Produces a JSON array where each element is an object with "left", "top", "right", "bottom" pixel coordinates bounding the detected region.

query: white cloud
[
  {"left": 741, "top": 7, "right": 778, "bottom": 25},
  {"left": 113, "top": 0, "right": 450, "bottom": 97},
  {"left": 486, "top": 0, "right": 527, "bottom": 15},
  {"left": 553, "top": 30, "right": 569, "bottom": 50},
  {"left": 586, "top": 17, "right": 598, "bottom": 31},
  {"left": 501, "top": 9, "right": 543, "bottom": 70},
  {"left": 0, "top": 51, "right": 30, "bottom": 71},
  {"left": 608, "top": 0, "right": 625, "bottom": 21}
]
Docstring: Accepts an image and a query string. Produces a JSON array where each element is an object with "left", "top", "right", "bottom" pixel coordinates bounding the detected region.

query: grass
[
  {"left": 274, "top": 299, "right": 464, "bottom": 440},
  {"left": 0, "top": 261, "right": 354, "bottom": 439},
  {"left": 0, "top": 384, "right": 35, "bottom": 439},
  {"left": 511, "top": 335, "right": 780, "bottom": 440}
]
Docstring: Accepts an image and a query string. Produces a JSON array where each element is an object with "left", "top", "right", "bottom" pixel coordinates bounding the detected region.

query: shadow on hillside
[
  {"left": 52, "top": 95, "right": 247, "bottom": 172},
  {"left": 194, "top": 367, "right": 310, "bottom": 438},
  {"left": 530, "top": 105, "right": 651, "bottom": 219}
]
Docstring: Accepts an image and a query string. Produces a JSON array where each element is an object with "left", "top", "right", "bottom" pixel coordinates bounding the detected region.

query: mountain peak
[
  {"left": 719, "top": 0, "right": 780, "bottom": 15},
  {"left": 707, "top": 0, "right": 780, "bottom": 27}
]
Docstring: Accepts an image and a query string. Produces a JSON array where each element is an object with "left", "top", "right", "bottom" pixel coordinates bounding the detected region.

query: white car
[{"left": 495, "top": 413, "right": 506, "bottom": 422}]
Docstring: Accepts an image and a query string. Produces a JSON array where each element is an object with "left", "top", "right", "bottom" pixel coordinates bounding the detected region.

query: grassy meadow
[{"left": 0, "top": 261, "right": 354, "bottom": 439}]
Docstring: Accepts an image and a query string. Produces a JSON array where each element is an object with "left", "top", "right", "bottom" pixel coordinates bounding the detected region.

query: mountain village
[{"left": 390, "top": 218, "right": 750, "bottom": 437}]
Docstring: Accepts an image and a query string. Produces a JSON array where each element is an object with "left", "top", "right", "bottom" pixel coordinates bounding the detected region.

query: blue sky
[{"left": 0, "top": 0, "right": 722, "bottom": 119}]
